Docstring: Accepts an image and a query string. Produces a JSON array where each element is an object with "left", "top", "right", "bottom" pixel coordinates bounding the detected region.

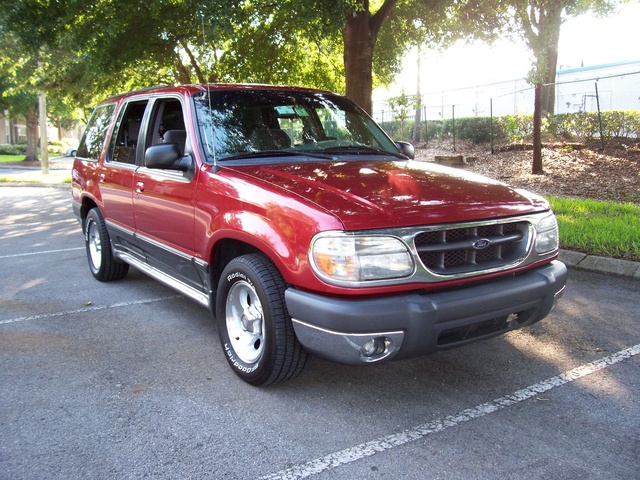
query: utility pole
[
  {"left": 39, "top": 91, "right": 49, "bottom": 175},
  {"left": 412, "top": 45, "right": 422, "bottom": 144}
]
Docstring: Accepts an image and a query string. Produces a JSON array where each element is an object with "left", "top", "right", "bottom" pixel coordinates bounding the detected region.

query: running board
[{"left": 115, "top": 251, "right": 211, "bottom": 308}]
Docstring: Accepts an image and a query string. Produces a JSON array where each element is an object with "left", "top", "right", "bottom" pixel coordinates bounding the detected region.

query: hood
[{"left": 226, "top": 160, "right": 549, "bottom": 230}]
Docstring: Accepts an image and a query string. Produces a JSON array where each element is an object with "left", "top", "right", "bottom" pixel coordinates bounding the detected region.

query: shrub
[
  {"left": 380, "top": 110, "right": 640, "bottom": 145},
  {"left": 0, "top": 145, "right": 27, "bottom": 155},
  {"left": 47, "top": 140, "right": 67, "bottom": 155},
  {"left": 455, "top": 117, "right": 494, "bottom": 143}
]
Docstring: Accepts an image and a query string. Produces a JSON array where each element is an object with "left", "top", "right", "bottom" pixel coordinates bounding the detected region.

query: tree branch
[
  {"left": 178, "top": 38, "right": 205, "bottom": 84},
  {"left": 370, "top": 0, "right": 398, "bottom": 39}
]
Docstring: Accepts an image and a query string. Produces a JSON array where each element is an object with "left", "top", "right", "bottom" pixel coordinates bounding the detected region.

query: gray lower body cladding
[{"left": 286, "top": 261, "right": 568, "bottom": 364}]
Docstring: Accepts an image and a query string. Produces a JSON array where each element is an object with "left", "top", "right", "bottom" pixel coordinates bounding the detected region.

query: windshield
[{"left": 193, "top": 89, "right": 401, "bottom": 162}]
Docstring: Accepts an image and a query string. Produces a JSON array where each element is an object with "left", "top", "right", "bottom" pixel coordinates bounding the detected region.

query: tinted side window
[
  {"left": 147, "top": 98, "right": 187, "bottom": 154},
  {"left": 109, "top": 100, "right": 149, "bottom": 165},
  {"left": 77, "top": 103, "right": 116, "bottom": 161}
]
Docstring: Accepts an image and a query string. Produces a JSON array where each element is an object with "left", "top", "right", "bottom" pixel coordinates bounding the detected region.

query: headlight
[
  {"left": 311, "top": 234, "right": 414, "bottom": 285},
  {"left": 535, "top": 213, "right": 559, "bottom": 254}
]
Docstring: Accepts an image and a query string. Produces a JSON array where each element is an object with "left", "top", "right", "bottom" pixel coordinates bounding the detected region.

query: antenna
[{"left": 201, "top": 13, "right": 218, "bottom": 169}]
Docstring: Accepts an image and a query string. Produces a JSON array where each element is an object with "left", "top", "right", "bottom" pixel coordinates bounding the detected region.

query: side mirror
[
  {"left": 395, "top": 141, "right": 415, "bottom": 160},
  {"left": 144, "top": 144, "right": 190, "bottom": 172}
]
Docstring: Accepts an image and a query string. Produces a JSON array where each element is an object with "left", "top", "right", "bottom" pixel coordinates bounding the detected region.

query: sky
[{"left": 376, "top": 2, "right": 640, "bottom": 100}]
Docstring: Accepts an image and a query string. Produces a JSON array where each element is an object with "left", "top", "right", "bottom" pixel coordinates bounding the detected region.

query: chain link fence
[{"left": 374, "top": 62, "right": 640, "bottom": 152}]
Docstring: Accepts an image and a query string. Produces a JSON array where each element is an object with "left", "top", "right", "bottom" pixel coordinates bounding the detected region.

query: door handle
[
  {"left": 98, "top": 173, "right": 106, "bottom": 183},
  {"left": 136, "top": 181, "right": 145, "bottom": 193}
]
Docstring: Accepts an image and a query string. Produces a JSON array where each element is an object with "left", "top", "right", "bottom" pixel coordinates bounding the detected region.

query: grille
[{"left": 414, "top": 221, "right": 529, "bottom": 275}]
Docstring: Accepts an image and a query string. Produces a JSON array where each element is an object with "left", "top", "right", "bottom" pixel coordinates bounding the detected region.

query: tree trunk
[
  {"left": 25, "top": 109, "right": 39, "bottom": 162},
  {"left": 540, "top": 8, "right": 562, "bottom": 115},
  {"left": 10, "top": 118, "right": 17, "bottom": 145},
  {"left": 541, "top": 42, "right": 559, "bottom": 114},
  {"left": 343, "top": 11, "right": 375, "bottom": 113},
  {"left": 532, "top": 83, "right": 543, "bottom": 175},
  {"left": 343, "top": 0, "right": 397, "bottom": 114},
  {"left": 516, "top": 2, "right": 563, "bottom": 173}
]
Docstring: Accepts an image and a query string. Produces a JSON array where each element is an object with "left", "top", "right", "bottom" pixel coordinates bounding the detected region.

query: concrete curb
[{"left": 559, "top": 250, "right": 640, "bottom": 281}]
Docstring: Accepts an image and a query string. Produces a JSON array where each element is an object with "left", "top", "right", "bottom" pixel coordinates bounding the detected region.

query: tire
[
  {"left": 84, "top": 208, "right": 129, "bottom": 282},
  {"left": 216, "top": 254, "right": 308, "bottom": 386}
]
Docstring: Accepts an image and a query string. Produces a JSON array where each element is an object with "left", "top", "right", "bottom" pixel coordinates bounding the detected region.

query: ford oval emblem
[{"left": 473, "top": 238, "right": 492, "bottom": 250}]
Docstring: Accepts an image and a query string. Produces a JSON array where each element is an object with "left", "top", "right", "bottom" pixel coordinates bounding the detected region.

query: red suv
[{"left": 72, "top": 84, "right": 567, "bottom": 386}]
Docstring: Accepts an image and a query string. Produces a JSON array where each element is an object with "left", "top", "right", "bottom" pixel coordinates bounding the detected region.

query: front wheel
[
  {"left": 216, "top": 254, "right": 307, "bottom": 386},
  {"left": 84, "top": 208, "right": 129, "bottom": 282}
]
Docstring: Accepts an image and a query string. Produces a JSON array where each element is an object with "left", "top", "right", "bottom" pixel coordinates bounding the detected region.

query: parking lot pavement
[{"left": 1, "top": 186, "right": 639, "bottom": 480}]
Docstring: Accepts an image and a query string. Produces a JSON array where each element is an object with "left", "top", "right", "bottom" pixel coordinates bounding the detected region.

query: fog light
[{"left": 361, "top": 337, "right": 387, "bottom": 358}]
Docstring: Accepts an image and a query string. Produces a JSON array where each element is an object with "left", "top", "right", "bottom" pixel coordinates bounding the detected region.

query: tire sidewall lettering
[
  {"left": 224, "top": 342, "right": 259, "bottom": 374},
  {"left": 220, "top": 267, "right": 263, "bottom": 376},
  {"left": 225, "top": 271, "right": 251, "bottom": 286}
]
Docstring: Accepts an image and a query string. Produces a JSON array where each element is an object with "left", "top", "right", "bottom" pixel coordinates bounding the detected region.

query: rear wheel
[
  {"left": 84, "top": 208, "right": 129, "bottom": 282},
  {"left": 216, "top": 254, "right": 307, "bottom": 386}
]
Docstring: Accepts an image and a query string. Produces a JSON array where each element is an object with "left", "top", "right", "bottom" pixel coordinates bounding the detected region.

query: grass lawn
[
  {"left": 550, "top": 196, "right": 640, "bottom": 262},
  {"left": 0, "top": 154, "right": 30, "bottom": 163}
]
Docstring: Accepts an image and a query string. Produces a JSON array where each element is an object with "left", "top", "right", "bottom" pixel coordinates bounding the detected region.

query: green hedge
[
  {"left": 0, "top": 139, "right": 75, "bottom": 156},
  {"left": 382, "top": 110, "right": 640, "bottom": 144},
  {"left": 552, "top": 111, "right": 640, "bottom": 139},
  {"left": 0, "top": 145, "right": 27, "bottom": 155}
]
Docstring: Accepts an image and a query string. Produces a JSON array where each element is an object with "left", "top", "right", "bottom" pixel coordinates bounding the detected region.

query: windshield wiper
[
  {"left": 221, "top": 150, "right": 333, "bottom": 161},
  {"left": 321, "top": 145, "right": 407, "bottom": 159}
]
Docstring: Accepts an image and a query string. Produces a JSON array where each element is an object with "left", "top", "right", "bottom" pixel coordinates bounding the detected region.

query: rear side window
[{"left": 77, "top": 103, "right": 116, "bottom": 161}]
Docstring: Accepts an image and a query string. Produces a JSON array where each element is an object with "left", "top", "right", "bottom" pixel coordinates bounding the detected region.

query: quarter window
[{"left": 76, "top": 103, "right": 116, "bottom": 161}]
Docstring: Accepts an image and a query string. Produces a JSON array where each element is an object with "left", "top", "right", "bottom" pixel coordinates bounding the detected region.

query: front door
[{"left": 132, "top": 96, "right": 203, "bottom": 291}]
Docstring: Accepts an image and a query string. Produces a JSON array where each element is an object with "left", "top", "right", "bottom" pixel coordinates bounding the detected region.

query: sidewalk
[{"left": 2, "top": 158, "right": 639, "bottom": 280}]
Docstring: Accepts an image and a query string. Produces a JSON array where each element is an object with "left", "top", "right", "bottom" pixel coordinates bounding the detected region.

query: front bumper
[{"left": 286, "top": 261, "right": 567, "bottom": 364}]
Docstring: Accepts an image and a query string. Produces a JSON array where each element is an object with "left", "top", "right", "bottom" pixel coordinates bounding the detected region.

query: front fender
[{"left": 205, "top": 209, "right": 325, "bottom": 287}]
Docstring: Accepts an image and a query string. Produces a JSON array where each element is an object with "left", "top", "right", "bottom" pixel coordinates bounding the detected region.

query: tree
[
  {"left": 512, "top": 0, "right": 617, "bottom": 174},
  {"left": 3, "top": 0, "right": 515, "bottom": 127},
  {"left": 0, "top": 27, "right": 40, "bottom": 161},
  {"left": 342, "top": 0, "right": 399, "bottom": 113},
  {"left": 388, "top": 90, "right": 418, "bottom": 140},
  {"left": 342, "top": 0, "right": 514, "bottom": 113},
  {"left": 15, "top": 1, "right": 508, "bottom": 112},
  {"left": 217, "top": 1, "right": 346, "bottom": 92},
  {"left": 1, "top": 0, "right": 349, "bottom": 104}
]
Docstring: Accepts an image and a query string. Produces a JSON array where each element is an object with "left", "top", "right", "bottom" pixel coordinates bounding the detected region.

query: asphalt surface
[{"left": 1, "top": 186, "right": 639, "bottom": 480}]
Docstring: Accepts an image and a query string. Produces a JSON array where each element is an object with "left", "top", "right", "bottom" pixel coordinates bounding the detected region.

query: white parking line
[
  {"left": 260, "top": 344, "right": 640, "bottom": 480},
  {"left": 0, "top": 295, "right": 182, "bottom": 325},
  {"left": 0, "top": 247, "right": 84, "bottom": 259}
]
